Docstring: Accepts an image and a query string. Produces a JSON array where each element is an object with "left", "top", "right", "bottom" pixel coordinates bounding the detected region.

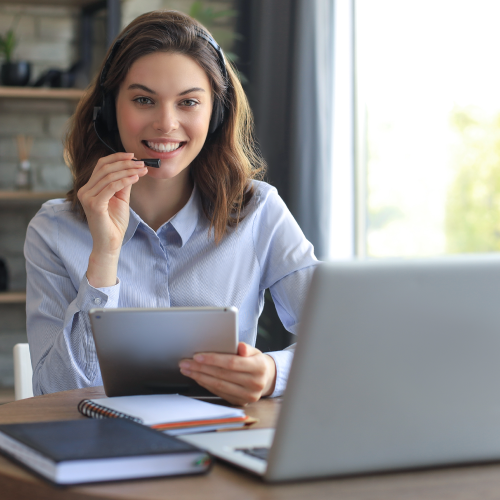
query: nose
[{"left": 153, "top": 104, "right": 179, "bottom": 134}]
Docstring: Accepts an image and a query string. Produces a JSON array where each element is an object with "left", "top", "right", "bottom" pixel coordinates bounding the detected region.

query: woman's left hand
[{"left": 179, "top": 342, "right": 277, "bottom": 406}]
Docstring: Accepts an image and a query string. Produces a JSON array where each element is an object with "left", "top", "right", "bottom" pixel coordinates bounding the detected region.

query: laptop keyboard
[{"left": 236, "top": 447, "right": 270, "bottom": 461}]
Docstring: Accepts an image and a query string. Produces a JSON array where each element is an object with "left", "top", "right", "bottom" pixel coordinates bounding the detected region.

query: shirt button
[{"left": 93, "top": 298, "right": 102, "bottom": 305}]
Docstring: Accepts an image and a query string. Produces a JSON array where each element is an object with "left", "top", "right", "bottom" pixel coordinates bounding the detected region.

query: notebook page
[{"left": 88, "top": 394, "right": 245, "bottom": 426}]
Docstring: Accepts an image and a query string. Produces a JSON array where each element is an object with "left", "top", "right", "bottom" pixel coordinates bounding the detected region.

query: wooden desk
[{"left": 1, "top": 388, "right": 500, "bottom": 500}]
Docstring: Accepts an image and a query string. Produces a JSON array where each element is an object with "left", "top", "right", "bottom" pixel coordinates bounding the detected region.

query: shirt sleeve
[
  {"left": 265, "top": 344, "right": 296, "bottom": 397},
  {"left": 252, "top": 186, "right": 320, "bottom": 397},
  {"left": 24, "top": 205, "right": 120, "bottom": 396}
]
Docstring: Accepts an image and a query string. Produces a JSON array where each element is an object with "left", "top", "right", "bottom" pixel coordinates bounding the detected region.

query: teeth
[{"left": 146, "top": 141, "right": 181, "bottom": 153}]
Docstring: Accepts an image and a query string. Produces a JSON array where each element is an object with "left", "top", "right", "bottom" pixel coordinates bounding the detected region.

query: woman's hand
[
  {"left": 179, "top": 342, "right": 277, "bottom": 406},
  {"left": 77, "top": 152, "right": 148, "bottom": 287}
]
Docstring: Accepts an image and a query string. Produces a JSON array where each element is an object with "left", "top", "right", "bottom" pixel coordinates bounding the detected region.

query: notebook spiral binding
[{"left": 77, "top": 399, "right": 143, "bottom": 424}]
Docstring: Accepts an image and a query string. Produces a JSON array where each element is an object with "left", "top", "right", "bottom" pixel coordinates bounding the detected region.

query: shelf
[
  {"left": 0, "top": 292, "right": 26, "bottom": 304},
  {"left": 0, "top": 87, "right": 85, "bottom": 100},
  {"left": 0, "top": 191, "right": 67, "bottom": 201}
]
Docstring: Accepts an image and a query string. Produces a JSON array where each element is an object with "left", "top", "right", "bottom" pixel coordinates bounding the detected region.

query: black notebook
[{"left": 0, "top": 418, "right": 212, "bottom": 484}]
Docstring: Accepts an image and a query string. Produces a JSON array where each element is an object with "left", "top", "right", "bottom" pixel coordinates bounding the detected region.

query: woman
[{"left": 24, "top": 10, "right": 318, "bottom": 405}]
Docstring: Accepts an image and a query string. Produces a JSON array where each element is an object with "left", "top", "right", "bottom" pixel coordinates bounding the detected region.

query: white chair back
[{"left": 13, "top": 343, "right": 34, "bottom": 400}]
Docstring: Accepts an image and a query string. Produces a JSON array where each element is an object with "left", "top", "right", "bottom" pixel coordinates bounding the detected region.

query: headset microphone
[{"left": 92, "top": 109, "right": 160, "bottom": 168}]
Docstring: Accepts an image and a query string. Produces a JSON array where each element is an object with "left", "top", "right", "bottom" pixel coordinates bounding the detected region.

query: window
[{"left": 352, "top": 0, "right": 500, "bottom": 257}]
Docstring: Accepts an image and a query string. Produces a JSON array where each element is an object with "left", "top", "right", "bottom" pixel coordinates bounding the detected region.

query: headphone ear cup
[
  {"left": 101, "top": 93, "right": 118, "bottom": 132},
  {"left": 209, "top": 99, "right": 224, "bottom": 134}
]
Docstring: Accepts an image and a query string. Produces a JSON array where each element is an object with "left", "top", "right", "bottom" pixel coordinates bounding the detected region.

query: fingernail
[
  {"left": 179, "top": 361, "right": 190, "bottom": 369},
  {"left": 180, "top": 368, "right": 192, "bottom": 376},
  {"left": 194, "top": 354, "right": 204, "bottom": 362}
]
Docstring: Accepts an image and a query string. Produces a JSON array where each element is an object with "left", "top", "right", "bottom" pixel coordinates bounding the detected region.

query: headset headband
[{"left": 100, "top": 26, "right": 228, "bottom": 91}]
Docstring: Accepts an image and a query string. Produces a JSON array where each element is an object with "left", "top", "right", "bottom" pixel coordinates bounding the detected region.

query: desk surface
[{"left": 1, "top": 388, "right": 500, "bottom": 500}]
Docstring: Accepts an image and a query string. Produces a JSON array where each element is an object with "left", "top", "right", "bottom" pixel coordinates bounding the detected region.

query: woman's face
[{"left": 115, "top": 51, "right": 213, "bottom": 181}]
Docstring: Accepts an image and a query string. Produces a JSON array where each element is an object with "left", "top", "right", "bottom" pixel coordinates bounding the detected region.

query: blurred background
[{"left": 0, "top": 0, "right": 497, "bottom": 401}]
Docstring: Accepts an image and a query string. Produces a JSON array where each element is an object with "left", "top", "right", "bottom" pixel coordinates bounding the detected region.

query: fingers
[
  {"left": 191, "top": 343, "right": 261, "bottom": 372},
  {"left": 181, "top": 360, "right": 265, "bottom": 390},
  {"left": 94, "top": 152, "right": 140, "bottom": 178},
  {"left": 179, "top": 343, "right": 275, "bottom": 405},
  {"left": 83, "top": 153, "right": 134, "bottom": 190},
  {"left": 78, "top": 155, "right": 148, "bottom": 213},
  {"left": 79, "top": 154, "right": 146, "bottom": 199},
  {"left": 82, "top": 164, "right": 146, "bottom": 204},
  {"left": 182, "top": 368, "right": 261, "bottom": 406}
]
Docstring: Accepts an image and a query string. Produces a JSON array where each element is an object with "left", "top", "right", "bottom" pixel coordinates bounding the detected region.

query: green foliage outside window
[{"left": 445, "top": 107, "right": 500, "bottom": 253}]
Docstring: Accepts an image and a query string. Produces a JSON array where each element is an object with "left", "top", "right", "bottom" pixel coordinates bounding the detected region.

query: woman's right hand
[{"left": 77, "top": 152, "right": 148, "bottom": 287}]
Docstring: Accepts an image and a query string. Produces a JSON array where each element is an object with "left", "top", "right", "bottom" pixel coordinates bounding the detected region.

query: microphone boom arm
[{"left": 93, "top": 110, "right": 161, "bottom": 168}]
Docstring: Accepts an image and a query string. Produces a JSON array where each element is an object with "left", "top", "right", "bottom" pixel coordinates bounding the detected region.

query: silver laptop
[{"left": 181, "top": 255, "right": 500, "bottom": 482}]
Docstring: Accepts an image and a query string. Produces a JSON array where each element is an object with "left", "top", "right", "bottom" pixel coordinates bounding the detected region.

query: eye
[
  {"left": 180, "top": 99, "right": 199, "bottom": 107},
  {"left": 133, "top": 96, "right": 154, "bottom": 106}
]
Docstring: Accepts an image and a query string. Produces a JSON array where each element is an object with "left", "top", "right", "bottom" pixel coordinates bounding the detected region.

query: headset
[{"left": 93, "top": 25, "right": 229, "bottom": 168}]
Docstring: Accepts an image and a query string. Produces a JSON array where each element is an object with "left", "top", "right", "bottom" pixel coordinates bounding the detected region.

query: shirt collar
[
  {"left": 123, "top": 184, "right": 200, "bottom": 247},
  {"left": 168, "top": 184, "right": 200, "bottom": 247},
  {"left": 123, "top": 209, "right": 141, "bottom": 246}
]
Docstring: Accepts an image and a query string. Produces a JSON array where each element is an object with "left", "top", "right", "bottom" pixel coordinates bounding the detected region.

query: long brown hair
[{"left": 65, "top": 10, "right": 265, "bottom": 243}]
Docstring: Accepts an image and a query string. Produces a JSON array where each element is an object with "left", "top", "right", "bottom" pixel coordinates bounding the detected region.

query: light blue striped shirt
[{"left": 25, "top": 180, "right": 319, "bottom": 397}]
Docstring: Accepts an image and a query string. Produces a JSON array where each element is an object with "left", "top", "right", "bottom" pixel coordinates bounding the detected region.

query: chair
[{"left": 13, "top": 343, "right": 34, "bottom": 400}]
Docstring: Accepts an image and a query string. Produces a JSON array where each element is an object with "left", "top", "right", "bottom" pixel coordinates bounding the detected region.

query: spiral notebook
[{"left": 78, "top": 394, "right": 254, "bottom": 435}]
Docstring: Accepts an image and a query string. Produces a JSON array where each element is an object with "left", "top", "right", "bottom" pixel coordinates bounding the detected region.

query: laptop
[{"left": 180, "top": 255, "right": 500, "bottom": 482}]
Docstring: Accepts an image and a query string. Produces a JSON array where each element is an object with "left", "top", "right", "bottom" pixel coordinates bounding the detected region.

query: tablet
[{"left": 88, "top": 307, "right": 238, "bottom": 397}]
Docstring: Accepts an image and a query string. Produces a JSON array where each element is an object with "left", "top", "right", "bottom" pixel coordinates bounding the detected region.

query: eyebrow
[{"left": 127, "top": 84, "right": 206, "bottom": 96}]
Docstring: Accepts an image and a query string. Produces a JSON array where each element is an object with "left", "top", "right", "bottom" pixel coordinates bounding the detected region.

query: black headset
[{"left": 93, "top": 25, "right": 229, "bottom": 168}]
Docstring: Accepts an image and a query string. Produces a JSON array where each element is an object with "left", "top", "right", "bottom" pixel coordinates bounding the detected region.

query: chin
[{"left": 148, "top": 165, "right": 189, "bottom": 181}]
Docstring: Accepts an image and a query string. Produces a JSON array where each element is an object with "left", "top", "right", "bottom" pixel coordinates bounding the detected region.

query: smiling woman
[{"left": 23, "top": 10, "right": 319, "bottom": 406}]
